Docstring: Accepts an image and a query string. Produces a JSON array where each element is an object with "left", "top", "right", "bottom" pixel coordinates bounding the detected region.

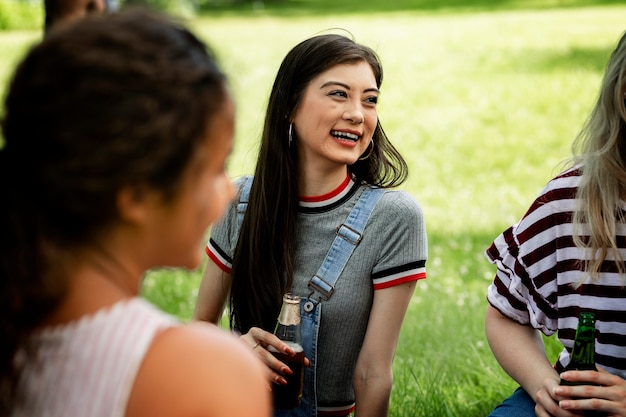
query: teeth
[{"left": 331, "top": 130, "right": 359, "bottom": 141}]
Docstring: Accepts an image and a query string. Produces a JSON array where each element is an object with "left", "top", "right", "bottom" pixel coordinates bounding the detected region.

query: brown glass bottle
[
  {"left": 560, "top": 311, "right": 606, "bottom": 417},
  {"left": 269, "top": 293, "right": 305, "bottom": 410}
]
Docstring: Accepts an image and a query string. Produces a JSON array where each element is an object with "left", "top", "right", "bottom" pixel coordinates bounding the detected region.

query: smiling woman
[{"left": 192, "top": 33, "right": 427, "bottom": 417}]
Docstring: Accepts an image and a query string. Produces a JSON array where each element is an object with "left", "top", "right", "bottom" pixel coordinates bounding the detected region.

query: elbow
[{"left": 353, "top": 366, "right": 393, "bottom": 395}]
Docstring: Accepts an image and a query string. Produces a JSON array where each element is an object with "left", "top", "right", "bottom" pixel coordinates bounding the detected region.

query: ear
[{"left": 116, "top": 185, "right": 152, "bottom": 224}]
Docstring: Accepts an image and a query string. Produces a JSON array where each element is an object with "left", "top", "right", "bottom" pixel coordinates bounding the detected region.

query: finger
[
  {"left": 534, "top": 403, "right": 555, "bottom": 417},
  {"left": 559, "top": 383, "right": 605, "bottom": 402},
  {"left": 537, "top": 386, "right": 580, "bottom": 417},
  {"left": 559, "top": 397, "right": 608, "bottom": 415},
  {"left": 536, "top": 402, "right": 572, "bottom": 417},
  {"left": 261, "top": 364, "right": 287, "bottom": 387},
  {"left": 248, "top": 327, "right": 295, "bottom": 355},
  {"left": 559, "top": 371, "right": 601, "bottom": 382},
  {"left": 246, "top": 326, "right": 271, "bottom": 348},
  {"left": 239, "top": 331, "right": 261, "bottom": 349},
  {"left": 536, "top": 388, "right": 562, "bottom": 415},
  {"left": 264, "top": 349, "right": 294, "bottom": 376},
  {"left": 559, "top": 370, "right": 603, "bottom": 385},
  {"left": 249, "top": 343, "right": 290, "bottom": 386},
  {"left": 246, "top": 340, "right": 294, "bottom": 378},
  {"left": 539, "top": 402, "right": 583, "bottom": 417},
  {"left": 245, "top": 327, "right": 304, "bottom": 383}
]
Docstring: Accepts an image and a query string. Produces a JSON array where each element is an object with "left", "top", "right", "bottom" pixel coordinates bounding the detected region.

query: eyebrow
[{"left": 320, "top": 81, "right": 379, "bottom": 94}]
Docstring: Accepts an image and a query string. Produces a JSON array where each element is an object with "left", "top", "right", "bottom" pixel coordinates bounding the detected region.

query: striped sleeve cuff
[
  {"left": 206, "top": 238, "right": 232, "bottom": 273},
  {"left": 372, "top": 260, "right": 426, "bottom": 290}
]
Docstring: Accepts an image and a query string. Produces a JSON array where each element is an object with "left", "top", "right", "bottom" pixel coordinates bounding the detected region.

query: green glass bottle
[{"left": 560, "top": 311, "right": 606, "bottom": 417}]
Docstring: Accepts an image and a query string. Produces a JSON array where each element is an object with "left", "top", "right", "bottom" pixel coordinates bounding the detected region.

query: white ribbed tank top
[{"left": 12, "top": 298, "right": 177, "bottom": 417}]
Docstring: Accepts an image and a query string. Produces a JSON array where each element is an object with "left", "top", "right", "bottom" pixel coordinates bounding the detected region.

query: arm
[
  {"left": 126, "top": 322, "right": 271, "bottom": 417},
  {"left": 353, "top": 281, "right": 416, "bottom": 417},
  {"left": 192, "top": 261, "right": 231, "bottom": 324},
  {"left": 485, "top": 305, "right": 573, "bottom": 416},
  {"left": 193, "top": 259, "right": 307, "bottom": 384}
]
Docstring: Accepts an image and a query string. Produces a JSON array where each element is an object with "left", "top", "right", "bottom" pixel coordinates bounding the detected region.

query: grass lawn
[{"left": 2, "top": 2, "right": 625, "bottom": 415}]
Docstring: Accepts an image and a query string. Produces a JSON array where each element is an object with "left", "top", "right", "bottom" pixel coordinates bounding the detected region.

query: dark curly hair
[{"left": 0, "top": 8, "right": 228, "bottom": 411}]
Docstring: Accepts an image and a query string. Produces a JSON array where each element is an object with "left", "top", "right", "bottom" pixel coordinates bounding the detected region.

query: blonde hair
[{"left": 570, "top": 30, "right": 626, "bottom": 283}]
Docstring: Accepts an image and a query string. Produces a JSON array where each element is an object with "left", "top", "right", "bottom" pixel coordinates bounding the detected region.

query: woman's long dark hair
[
  {"left": 230, "top": 33, "right": 408, "bottom": 333},
  {"left": 0, "top": 9, "right": 228, "bottom": 410}
]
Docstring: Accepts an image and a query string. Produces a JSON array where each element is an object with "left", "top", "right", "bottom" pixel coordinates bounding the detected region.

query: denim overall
[{"left": 237, "top": 177, "right": 385, "bottom": 417}]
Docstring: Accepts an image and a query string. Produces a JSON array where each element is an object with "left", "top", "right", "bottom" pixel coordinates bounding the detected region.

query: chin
[
  {"left": 331, "top": 153, "right": 360, "bottom": 165},
  {"left": 345, "top": 157, "right": 362, "bottom": 166}
]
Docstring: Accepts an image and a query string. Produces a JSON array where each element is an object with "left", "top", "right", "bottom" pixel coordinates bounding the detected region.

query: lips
[{"left": 331, "top": 130, "right": 360, "bottom": 142}]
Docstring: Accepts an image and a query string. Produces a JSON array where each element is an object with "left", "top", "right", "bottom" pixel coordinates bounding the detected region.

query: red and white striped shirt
[{"left": 486, "top": 167, "right": 626, "bottom": 377}]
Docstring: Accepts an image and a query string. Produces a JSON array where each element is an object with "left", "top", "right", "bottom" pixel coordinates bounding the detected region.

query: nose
[{"left": 343, "top": 104, "right": 364, "bottom": 125}]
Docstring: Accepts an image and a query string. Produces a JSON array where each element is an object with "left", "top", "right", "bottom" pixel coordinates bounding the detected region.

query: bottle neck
[
  {"left": 567, "top": 316, "right": 596, "bottom": 370},
  {"left": 274, "top": 294, "right": 301, "bottom": 344},
  {"left": 570, "top": 331, "right": 595, "bottom": 364},
  {"left": 278, "top": 306, "right": 299, "bottom": 325}
]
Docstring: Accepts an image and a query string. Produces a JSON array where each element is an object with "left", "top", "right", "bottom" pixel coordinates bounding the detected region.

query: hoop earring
[
  {"left": 358, "top": 139, "right": 374, "bottom": 161},
  {"left": 288, "top": 123, "right": 294, "bottom": 147}
]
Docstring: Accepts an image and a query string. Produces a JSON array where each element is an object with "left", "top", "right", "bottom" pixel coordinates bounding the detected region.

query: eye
[
  {"left": 365, "top": 95, "right": 378, "bottom": 106},
  {"left": 329, "top": 90, "right": 348, "bottom": 99}
]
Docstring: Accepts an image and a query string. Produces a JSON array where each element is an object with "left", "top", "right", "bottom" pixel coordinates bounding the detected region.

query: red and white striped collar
[{"left": 299, "top": 175, "right": 354, "bottom": 209}]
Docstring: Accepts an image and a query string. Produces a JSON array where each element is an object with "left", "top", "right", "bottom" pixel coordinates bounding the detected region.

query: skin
[
  {"left": 45, "top": 94, "right": 271, "bottom": 417},
  {"left": 486, "top": 305, "right": 626, "bottom": 416},
  {"left": 51, "top": 0, "right": 106, "bottom": 27},
  {"left": 293, "top": 61, "right": 379, "bottom": 196},
  {"left": 194, "top": 62, "right": 417, "bottom": 416}
]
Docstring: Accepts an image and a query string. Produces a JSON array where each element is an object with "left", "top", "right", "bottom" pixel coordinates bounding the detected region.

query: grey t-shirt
[{"left": 207, "top": 176, "right": 427, "bottom": 409}]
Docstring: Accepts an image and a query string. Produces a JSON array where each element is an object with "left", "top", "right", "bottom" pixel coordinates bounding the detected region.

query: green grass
[
  {"left": 0, "top": 0, "right": 43, "bottom": 30},
  {"left": 2, "top": 3, "right": 625, "bottom": 416},
  {"left": 198, "top": 0, "right": 625, "bottom": 16}
]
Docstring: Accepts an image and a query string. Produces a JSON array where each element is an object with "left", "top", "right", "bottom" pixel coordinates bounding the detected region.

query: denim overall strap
[
  {"left": 275, "top": 187, "right": 384, "bottom": 417},
  {"left": 235, "top": 181, "right": 384, "bottom": 417},
  {"left": 236, "top": 175, "right": 253, "bottom": 232},
  {"left": 303, "top": 186, "right": 386, "bottom": 313}
]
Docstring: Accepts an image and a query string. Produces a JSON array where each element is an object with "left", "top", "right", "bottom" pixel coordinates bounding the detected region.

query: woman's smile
[{"left": 293, "top": 61, "right": 378, "bottom": 169}]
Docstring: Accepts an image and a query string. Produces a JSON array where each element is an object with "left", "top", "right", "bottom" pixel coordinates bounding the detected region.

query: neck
[
  {"left": 40, "top": 247, "right": 141, "bottom": 327},
  {"left": 299, "top": 166, "right": 349, "bottom": 197},
  {"left": 42, "top": 271, "right": 133, "bottom": 327}
]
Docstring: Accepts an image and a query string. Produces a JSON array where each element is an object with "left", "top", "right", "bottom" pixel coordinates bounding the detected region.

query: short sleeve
[
  {"left": 484, "top": 178, "right": 577, "bottom": 335},
  {"left": 369, "top": 190, "right": 428, "bottom": 289},
  {"left": 205, "top": 176, "right": 250, "bottom": 273}
]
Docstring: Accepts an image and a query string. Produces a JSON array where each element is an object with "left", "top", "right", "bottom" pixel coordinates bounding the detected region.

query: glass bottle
[
  {"left": 560, "top": 311, "right": 606, "bottom": 417},
  {"left": 269, "top": 293, "right": 305, "bottom": 410}
]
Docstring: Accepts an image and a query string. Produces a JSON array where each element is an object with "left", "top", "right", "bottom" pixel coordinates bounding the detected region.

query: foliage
[
  {"left": 141, "top": 267, "right": 204, "bottom": 319},
  {"left": 0, "top": 0, "right": 43, "bottom": 30}
]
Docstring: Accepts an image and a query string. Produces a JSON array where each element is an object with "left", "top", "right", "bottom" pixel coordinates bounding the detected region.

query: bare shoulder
[{"left": 126, "top": 321, "right": 270, "bottom": 417}]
